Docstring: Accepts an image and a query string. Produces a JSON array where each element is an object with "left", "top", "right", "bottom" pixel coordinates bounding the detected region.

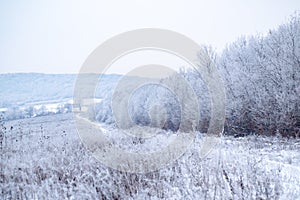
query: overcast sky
[{"left": 0, "top": 0, "right": 299, "bottom": 74}]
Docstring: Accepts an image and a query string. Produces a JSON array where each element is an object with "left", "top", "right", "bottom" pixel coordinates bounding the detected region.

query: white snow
[{"left": 1, "top": 113, "right": 299, "bottom": 199}]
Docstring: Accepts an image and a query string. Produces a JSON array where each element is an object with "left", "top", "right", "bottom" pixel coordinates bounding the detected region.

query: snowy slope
[
  {"left": 0, "top": 73, "right": 75, "bottom": 107},
  {"left": 0, "top": 73, "right": 122, "bottom": 120},
  {"left": 0, "top": 73, "right": 121, "bottom": 107}
]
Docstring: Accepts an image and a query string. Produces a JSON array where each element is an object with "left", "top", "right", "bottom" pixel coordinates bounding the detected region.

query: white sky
[{"left": 0, "top": 0, "right": 299, "bottom": 74}]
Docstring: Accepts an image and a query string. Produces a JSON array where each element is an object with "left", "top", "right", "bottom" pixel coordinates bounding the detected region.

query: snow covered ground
[{"left": 1, "top": 113, "right": 299, "bottom": 199}]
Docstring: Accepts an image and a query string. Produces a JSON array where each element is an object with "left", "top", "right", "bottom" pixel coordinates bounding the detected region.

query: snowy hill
[
  {"left": 0, "top": 73, "right": 75, "bottom": 107},
  {"left": 0, "top": 73, "right": 121, "bottom": 107},
  {"left": 0, "top": 73, "right": 121, "bottom": 120}
]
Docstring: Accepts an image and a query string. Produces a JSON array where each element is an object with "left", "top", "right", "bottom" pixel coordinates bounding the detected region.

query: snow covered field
[{"left": 1, "top": 113, "right": 299, "bottom": 199}]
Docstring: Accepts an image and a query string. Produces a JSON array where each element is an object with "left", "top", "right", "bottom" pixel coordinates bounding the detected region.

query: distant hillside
[{"left": 0, "top": 73, "right": 121, "bottom": 107}]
